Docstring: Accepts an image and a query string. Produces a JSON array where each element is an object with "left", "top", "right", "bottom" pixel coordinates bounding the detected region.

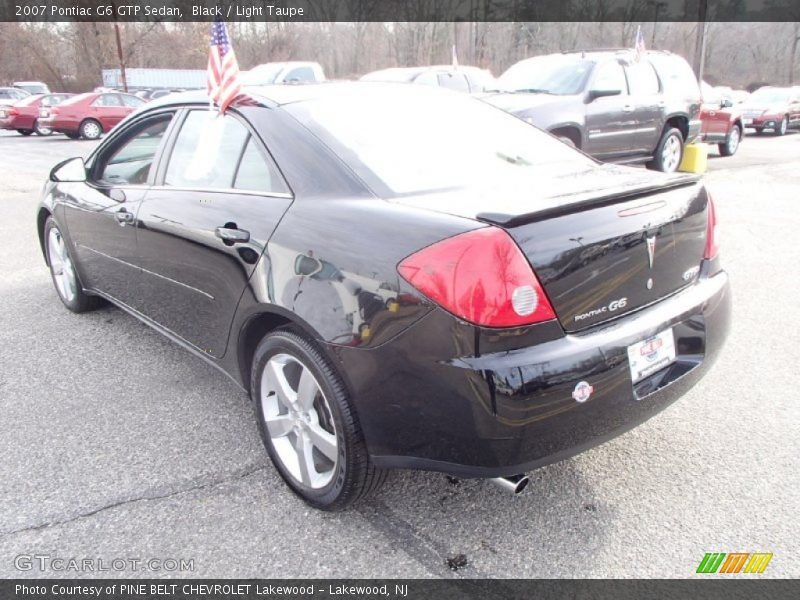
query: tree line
[{"left": 0, "top": 21, "right": 798, "bottom": 92}]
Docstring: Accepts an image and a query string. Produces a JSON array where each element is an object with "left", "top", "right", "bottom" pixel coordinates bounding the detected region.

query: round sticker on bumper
[{"left": 572, "top": 381, "right": 594, "bottom": 403}]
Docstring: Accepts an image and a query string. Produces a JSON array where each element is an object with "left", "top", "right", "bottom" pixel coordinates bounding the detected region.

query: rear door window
[
  {"left": 285, "top": 67, "right": 315, "bottom": 82},
  {"left": 626, "top": 61, "right": 660, "bottom": 95},
  {"left": 92, "top": 94, "right": 122, "bottom": 107},
  {"left": 164, "top": 110, "right": 289, "bottom": 194}
]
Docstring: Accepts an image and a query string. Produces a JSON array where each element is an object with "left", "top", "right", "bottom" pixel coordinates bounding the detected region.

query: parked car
[
  {"left": 0, "top": 87, "right": 30, "bottom": 106},
  {"left": 482, "top": 50, "right": 702, "bottom": 173},
  {"left": 699, "top": 82, "right": 743, "bottom": 156},
  {"left": 36, "top": 84, "right": 729, "bottom": 509},
  {"left": 739, "top": 86, "right": 800, "bottom": 135},
  {"left": 13, "top": 81, "right": 51, "bottom": 95},
  {"left": 243, "top": 62, "right": 326, "bottom": 85},
  {"left": 0, "top": 93, "right": 73, "bottom": 136},
  {"left": 38, "top": 91, "right": 145, "bottom": 139},
  {"left": 360, "top": 66, "right": 496, "bottom": 93}
]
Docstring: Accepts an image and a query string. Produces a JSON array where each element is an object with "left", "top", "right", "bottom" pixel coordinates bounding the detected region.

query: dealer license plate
[{"left": 627, "top": 328, "right": 676, "bottom": 384}]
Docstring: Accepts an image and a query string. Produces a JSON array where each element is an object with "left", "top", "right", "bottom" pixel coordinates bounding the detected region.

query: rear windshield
[
  {"left": 16, "top": 94, "right": 43, "bottom": 106},
  {"left": 59, "top": 93, "right": 93, "bottom": 106},
  {"left": 287, "top": 86, "right": 593, "bottom": 195}
]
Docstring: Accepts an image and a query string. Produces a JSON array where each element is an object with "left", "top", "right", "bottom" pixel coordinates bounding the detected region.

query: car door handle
[
  {"left": 114, "top": 210, "right": 134, "bottom": 225},
  {"left": 215, "top": 226, "right": 250, "bottom": 244},
  {"left": 622, "top": 105, "right": 635, "bottom": 113}
]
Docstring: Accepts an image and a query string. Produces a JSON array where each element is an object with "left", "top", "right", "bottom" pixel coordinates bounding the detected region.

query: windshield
[
  {"left": 749, "top": 88, "right": 790, "bottom": 104},
  {"left": 497, "top": 56, "right": 595, "bottom": 95},
  {"left": 288, "top": 86, "right": 593, "bottom": 195},
  {"left": 19, "top": 85, "right": 47, "bottom": 94},
  {"left": 59, "top": 93, "right": 93, "bottom": 106}
]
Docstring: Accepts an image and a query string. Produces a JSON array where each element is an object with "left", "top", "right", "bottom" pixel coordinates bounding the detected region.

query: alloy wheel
[
  {"left": 779, "top": 117, "right": 788, "bottom": 135},
  {"left": 662, "top": 135, "right": 682, "bottom": 172},
  {"left": 260, "top": 353, "right": 338, "bottom": 489},
  {"left": 47, "top": 227, "right": 77, "bottom": 303},
  {"left": 728, "top": 127, "right": 740, "bottom": 153}
]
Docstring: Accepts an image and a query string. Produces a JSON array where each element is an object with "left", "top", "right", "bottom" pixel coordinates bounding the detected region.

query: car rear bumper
[
  {"left": 38, "top": 117, "right": 78, "bottom": 134},
  {"left": 334, "top": 266, "right": 731, "bottom": 477}
]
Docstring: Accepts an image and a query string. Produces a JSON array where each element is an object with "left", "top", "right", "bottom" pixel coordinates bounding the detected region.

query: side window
[
  {"left": 234, "top": 136, "right": 290, "bottom": 194},
  {"left": 96, "top": 114, "right": 173, "bottom": 185},
  {"left": 121, "top": 94, "right": 144, "bottom": 108},
  {"left": 437, "top": 73, "right": 470, "bottom": 92},
  {"left": 165, "top": 110, "right": 249, "bottom": 190},
  {"left": 285, "top": 67, "right": 315, "bottom": 82},
  {"left": 591, "top": 61, "right": 628, "bottom": 94},
  {"left": 92, "top": 94, "right": 122, "bottom": 107},
  {"left": 626, "top": 61, "right": 660, "bottom": 96}
]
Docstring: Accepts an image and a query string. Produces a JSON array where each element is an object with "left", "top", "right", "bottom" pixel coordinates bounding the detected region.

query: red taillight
[
  {"left": 704, "top": 193, "right": 719, "bottom": 260},
  {"left": 397, "top": 227, "right": 556, "bottom": 328}
]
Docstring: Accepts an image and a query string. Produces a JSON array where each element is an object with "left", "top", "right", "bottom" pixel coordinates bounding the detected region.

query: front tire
[
  {"left": 647, "top": 127, "right": 684, "bottom": 173},
  {"left": 79, "top": 119, "right": 102, "bottom": 140},
  {"left": 718, "top": 125, "right": 741, "bottom": 157},
  {"left": 252, "top": 329, "right": 386, "bottom": 510},
  {"left": 775, "top": 116, "right": 788, "bottom": 136},
  {"left": 65, "top": 132, "right": 81, "bottom": 139},
  {"left": 44, "top": 217, "right": 102, "bottom": 313}
]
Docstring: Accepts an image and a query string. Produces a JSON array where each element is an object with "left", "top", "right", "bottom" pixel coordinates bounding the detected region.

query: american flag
[
  {"left": 207, "top": 21, "right": 243, "bottom": 114},
  {"left": 634, "top": 25, "right": 646, "bottom": 62}
]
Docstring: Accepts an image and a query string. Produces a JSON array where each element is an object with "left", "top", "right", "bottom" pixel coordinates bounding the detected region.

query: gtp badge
[{"left": 572, "top": 381, "right": 594, "bottom": 403}]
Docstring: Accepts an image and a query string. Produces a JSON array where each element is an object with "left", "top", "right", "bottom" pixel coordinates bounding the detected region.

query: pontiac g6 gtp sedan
[{"left": 37, "top": 84, "right": 730, "bottom": 510}]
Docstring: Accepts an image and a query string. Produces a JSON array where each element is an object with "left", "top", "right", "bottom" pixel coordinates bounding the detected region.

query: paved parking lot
[{"left": 0, "top": 129, "right": 798, "bottom": 578}]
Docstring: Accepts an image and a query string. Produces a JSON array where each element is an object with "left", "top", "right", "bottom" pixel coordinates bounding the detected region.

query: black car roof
[{"left": 145, "top": 82, "right": 419, "bottom": 111}]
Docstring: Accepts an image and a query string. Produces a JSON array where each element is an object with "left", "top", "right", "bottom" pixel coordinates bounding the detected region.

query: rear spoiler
[{"left": 477, "top": 174, "right": 701, "bottom": 227}]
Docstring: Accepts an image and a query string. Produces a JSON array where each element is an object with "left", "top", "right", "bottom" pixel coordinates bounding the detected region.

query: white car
[
  {"left": 243, "top": 62, "right": 326, "bottom": 85},
  {"left": 0, "top": 87, "right": 29, "bottom": 106},
  {"left": 13, "top": 81, "right": 50, "bottom": 95}
]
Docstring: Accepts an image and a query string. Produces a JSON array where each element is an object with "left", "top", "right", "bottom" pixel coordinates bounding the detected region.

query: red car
[
  {"left": 699, "top": 83, "right": 744, "bottom": 156},
  {"left": 38, "top": 91, "right": 145, "bottom": 140},
  {"left": 0, "top": 93, "right": 73, "bottom": 136},
  {"left": 740, "top": 86, "right": 800, "bottom": 136}
]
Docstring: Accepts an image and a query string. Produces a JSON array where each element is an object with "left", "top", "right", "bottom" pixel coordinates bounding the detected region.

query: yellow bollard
[{"left": 678, "top": 142, "right": 708, "bottom": 174}]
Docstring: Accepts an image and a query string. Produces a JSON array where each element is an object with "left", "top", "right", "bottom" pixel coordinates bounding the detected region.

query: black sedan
[{"left": 36, "top": 84, "right": 730, "bottom": 510}]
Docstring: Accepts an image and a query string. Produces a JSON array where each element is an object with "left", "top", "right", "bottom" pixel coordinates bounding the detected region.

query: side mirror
[
  {"left": 50, "top": 157, "right": 86, "bottom": 183},
  {"left": 587, "top": 88, "right": 622, "bottom": 102}
]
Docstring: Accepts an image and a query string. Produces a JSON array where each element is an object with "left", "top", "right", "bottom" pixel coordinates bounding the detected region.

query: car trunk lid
[{"left": 393, "top": 164, "right": 709, "bottom": 331}]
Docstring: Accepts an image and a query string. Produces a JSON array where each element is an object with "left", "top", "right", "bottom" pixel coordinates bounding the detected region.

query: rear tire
[
  {"left": 647, "top": 127, "right": 684, "bottom": 173},
  {"left": 79, "top": 119, "right": 102, "bottom": 140},
  {"left": 718, "top": 125, "right": 741, "bottom": 157},
  {"left": 34, "top": 119, "right": 52, "bottom": 136},
  {"left": 252, "top": 329, "right": 386, "bottom": 510},
  {"left": 17, "top": 129, "right": 33, "bottom": 136},
  {"left": 44, "top": 217, "right": 103, "bottom": 313}
]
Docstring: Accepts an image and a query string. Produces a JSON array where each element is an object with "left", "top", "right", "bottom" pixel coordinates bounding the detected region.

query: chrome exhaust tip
[{"left": 490, "top": 474, "right": 530, "bottom": 495}]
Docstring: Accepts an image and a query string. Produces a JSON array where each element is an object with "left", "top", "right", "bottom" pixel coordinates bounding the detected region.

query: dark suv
[{"left": 482, "top": 50, "right": 702, "bottom": 172}]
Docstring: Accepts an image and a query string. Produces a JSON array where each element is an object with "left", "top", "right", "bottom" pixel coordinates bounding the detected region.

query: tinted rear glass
[{"left": 288, "top": 86, "right": 593, "bottom": 195}]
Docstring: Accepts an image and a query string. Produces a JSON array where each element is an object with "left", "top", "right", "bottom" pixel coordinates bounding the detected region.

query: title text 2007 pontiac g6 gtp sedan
[{"left": 37, "top": 84, "right": 730, "bottom": 509}]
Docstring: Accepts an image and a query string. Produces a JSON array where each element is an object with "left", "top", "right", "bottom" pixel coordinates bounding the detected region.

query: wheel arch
[
  {"left": 236, "top": 306, "right": 335, "bottom": 397},
  {"left": 37, "top": 207, "right": 52, "bottom": 265},
  {"left": 664, "top": 114, "right": 689, "bottom": 141},
  {"left": 548, "top": 125, "right": 584, "bottom": 148},
  {"left": 80, "top": 117, "right": 104, "bottom": 134}
]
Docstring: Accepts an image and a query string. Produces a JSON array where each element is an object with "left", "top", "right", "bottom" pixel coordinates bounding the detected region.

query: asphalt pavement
[{"left": 0, "top": 129, "right": 798, "bottom": 578}]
